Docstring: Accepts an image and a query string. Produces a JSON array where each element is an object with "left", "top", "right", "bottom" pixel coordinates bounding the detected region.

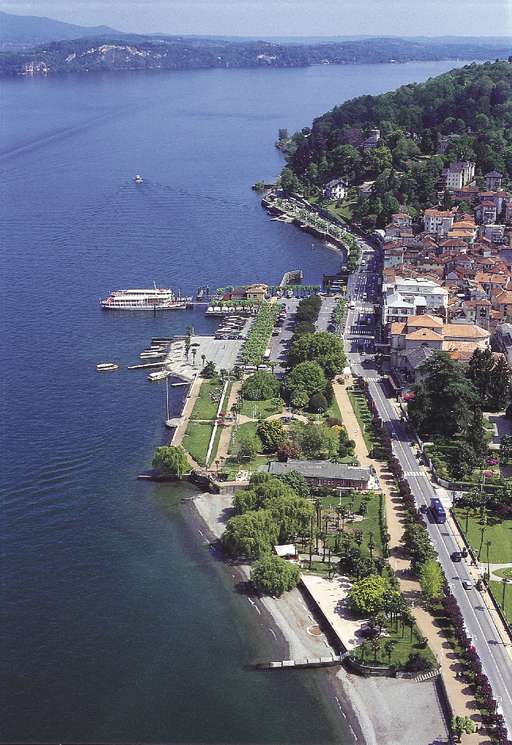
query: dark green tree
[{"left": 251, "top": 555, "right": 301, "bottom": 596}]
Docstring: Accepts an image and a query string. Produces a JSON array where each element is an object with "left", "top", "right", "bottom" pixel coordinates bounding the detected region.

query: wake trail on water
[{"left": 0, "top": 103, "right": 144, "bottom": 163}]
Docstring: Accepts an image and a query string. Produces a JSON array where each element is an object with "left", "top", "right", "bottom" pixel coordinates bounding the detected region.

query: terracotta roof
[
  {"left": 424, "top": 209, "right": 454, "bottom": 218},
  {"left": 444, "top": 324, "right": 490, "bottom": 339},
  {"left": 440, "top": 239, "right": 467, "bottom": 247},
  {"left": 463, "top": 299, "right": 491, "bottom": 308},
  {"left": 475, "top": 272, "right": 508, "bottom": 284},
  {"left": 448, "top": 229, "right": 475, "bottom": 238},
  {"left": 390, "top": 322, "right": 406, "bottom": 335},
  {"left": 407, "top": 314, "right": 443, "bottom": 327},
  {"left": 494, "top": 290, "right": 512, "bottom": 305},
  {"left": 406, "top": 329, "right": 443, "bottom": 342}
]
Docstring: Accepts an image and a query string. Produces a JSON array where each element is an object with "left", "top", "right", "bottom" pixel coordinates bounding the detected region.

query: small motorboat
[
  {"left": 96, "top": 362, "right": 119, "bottom": 372},
  {"left": 148, "top": 370, "right": 169, "bottom": 382},
  {"left": 140, "top": 352, "right": 165, "bottom": 360},
  {"left": 134, "top": 174, "right": 144, "bottom": 184}
]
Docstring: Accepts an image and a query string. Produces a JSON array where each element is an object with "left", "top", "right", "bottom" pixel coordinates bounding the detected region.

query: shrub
[{"left": 309, "top": 392, "right": 328, "bottom": 413}]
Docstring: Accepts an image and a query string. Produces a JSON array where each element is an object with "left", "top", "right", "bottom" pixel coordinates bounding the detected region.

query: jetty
[
  {"left": 128, "top": 362, "right": 165, "bottom": 370},
  {"left": 255, "top": 653, "right": 348, "bottom": 670},
  {"left": 280, "top": 269, "right": 304, "bottom": 287}
]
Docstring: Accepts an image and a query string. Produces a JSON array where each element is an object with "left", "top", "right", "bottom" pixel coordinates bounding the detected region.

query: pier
[
  {"left": 128, "top": 362, "right": 165, "bottom": 370},
  {"left": 280, "top": 269, "right": 304, "bottom": 287},
  {"left": 255, "top": 653, "right": 348, "bottom": 670}
]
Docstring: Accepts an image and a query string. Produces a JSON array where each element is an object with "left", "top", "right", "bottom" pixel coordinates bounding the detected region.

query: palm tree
[
  {"left": 502, "top": 577, "right": 509, "bottom": 610},
  {"left": 383, "top": 639, "right": 396, "bottom": 666},
  {"left": 370, "top": 636, "right": 381, "bottom": 663},
  {"left": 191, "top": 348, "right": 197, "bottom": 367},
  {"left": 477, "top": 510, "right": 488, "bottom": 561},
  {"left": 201, "top": 353, "right": 206, "bottom": 369},
  {"left": 368, "top": 531, "right": 375, "bottom": 561}
]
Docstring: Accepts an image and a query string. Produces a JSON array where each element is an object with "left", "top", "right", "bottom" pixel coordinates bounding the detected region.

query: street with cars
[{"left": 343, "top": 234, "right": 512, "bottom": 730}]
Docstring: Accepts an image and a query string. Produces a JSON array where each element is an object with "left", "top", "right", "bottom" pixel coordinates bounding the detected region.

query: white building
[
  {"left": 382, "top": 276, "right": 448, "bottom": 325},
  {"left": 444, "top": 161, "right": 476, "bottom": 190},
  {"left": 480, "top": 224, "right": 506, "bottom": 243},
  {"left": 423, "top": 208, "right": 455, "bottom": 237},
  {"left": 323, "top": 178, "right": 347, "bottom": 201}
]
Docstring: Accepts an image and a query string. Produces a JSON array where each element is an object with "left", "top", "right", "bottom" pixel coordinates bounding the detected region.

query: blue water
[{"left": 0, "top": 60, "right": 469, "bottom": 742}]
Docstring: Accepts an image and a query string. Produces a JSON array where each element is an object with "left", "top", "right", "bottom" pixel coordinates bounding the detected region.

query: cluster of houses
[{"left": 379, "top": 164, "right": 512, "bottom": 383}]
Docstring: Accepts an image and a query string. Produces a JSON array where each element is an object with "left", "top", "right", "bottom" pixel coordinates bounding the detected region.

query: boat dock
[
  {"left": 255, "top": 653, "right": 348, "bottom": 671},
  {"left": 128, "top": 362, "right": 165, "bottom": 370}
]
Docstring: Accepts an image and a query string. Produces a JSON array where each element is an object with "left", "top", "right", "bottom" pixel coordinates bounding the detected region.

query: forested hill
[
  {"left": 0, "top": 35, "right": 510, "bottom": 77},
  {"left": 281, "top": 61, "right": 512, "bottom": 228}
]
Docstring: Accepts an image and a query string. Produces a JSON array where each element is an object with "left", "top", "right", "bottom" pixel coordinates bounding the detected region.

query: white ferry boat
[
  {"left": 100, "top": 286, "right": 191, "bottom": 311},
  {"left": 96, "top": 362, "right": 119, "bottom": 372}
]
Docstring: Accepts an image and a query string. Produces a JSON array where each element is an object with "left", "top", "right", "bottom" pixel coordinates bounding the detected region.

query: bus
[{"left": 430, "top": 497, "right": 446, "bottom": 524}]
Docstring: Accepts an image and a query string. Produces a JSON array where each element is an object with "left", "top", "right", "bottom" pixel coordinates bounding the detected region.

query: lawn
[
  {"left": 490, "top": 580, "right": 512, "bottom": 625},
  {"left": 323, "top": 490, "right": 384, "bottom": 558},
  {"left": 190, "top": 377, "right": 223, "bottom": 420},
  {"left": 302, "top": 559, "right": 332, "bottom": 577},
  {"left": 325, "top": 200, "right": 356, "bottom": 222},
  {"left": 240, "top": 398, "right": 282, "bottom": 419},
  {"left": 221, "top": 455, "right": 270, "bottom": 481},
  {"left": 453, "top": 507, "right": 512, "bottom": 563},
  {"left": 494, "top": 567, "right": 512, "bottom": 580},
  {"left": 182, "top": 422, "right": 214, "bottom": 466},
  {"left": 324, "top": 396, "right": 342, "bottom": 420},
  {"left": 354, "top": 622, "right": 437, "bottom": 670},
  {"left": 228, "top": 421, "right": 260, "bottom": 453},
  {"left": 347, "top": 385, "right": 380, "bottom": 453},
  {"left": 207, "top": 425, "right": 223, "bottom": 468}
]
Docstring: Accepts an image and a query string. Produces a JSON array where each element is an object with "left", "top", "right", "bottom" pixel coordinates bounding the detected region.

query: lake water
[{"left": 0, "top": 59, "right": 469, "bottom": 743}]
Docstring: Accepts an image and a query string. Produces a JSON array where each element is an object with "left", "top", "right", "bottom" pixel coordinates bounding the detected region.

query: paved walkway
[
  {"left": 170, "top": 376, "right": 203, "bottom": 470},
  {"left": 335, "top": 374, "right": 490, "bottom": 743},
  {"left": 215, "top": 381, "right": 242, "bottom": 465},
  {"left": 301, "top": 574, "right": 368, "bottom": 651}
]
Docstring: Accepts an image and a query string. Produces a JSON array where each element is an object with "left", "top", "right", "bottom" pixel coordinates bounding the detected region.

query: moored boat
[
  {"left": 140, "top": 351, "right": 165, "bottom": 360},
  {"left": 148, "top": 370, "right": 170, "bottom": 382},
  {"left": 100, "top": 284, "right": 192, "bottom": 311}
]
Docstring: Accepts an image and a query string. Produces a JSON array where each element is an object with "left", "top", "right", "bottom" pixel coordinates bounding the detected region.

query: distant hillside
[
  {"left": 0, "top": 34, "right": 510, "bottom": 77},
  {"left": 0, "top": 10, "right": 123, "bottom": 50}
]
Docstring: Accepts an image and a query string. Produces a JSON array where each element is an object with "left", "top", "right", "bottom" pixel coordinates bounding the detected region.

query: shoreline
[{"left": 184, "top": 489, "right": 370, "bottom": 745}]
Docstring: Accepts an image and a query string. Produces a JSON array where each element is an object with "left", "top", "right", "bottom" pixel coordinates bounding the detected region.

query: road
[
  {"left": 343, "top": 235, "right": 512, "bottom": 731},
  {"left": 268, "top": 298, "right": 299, "bottom": 377}
]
